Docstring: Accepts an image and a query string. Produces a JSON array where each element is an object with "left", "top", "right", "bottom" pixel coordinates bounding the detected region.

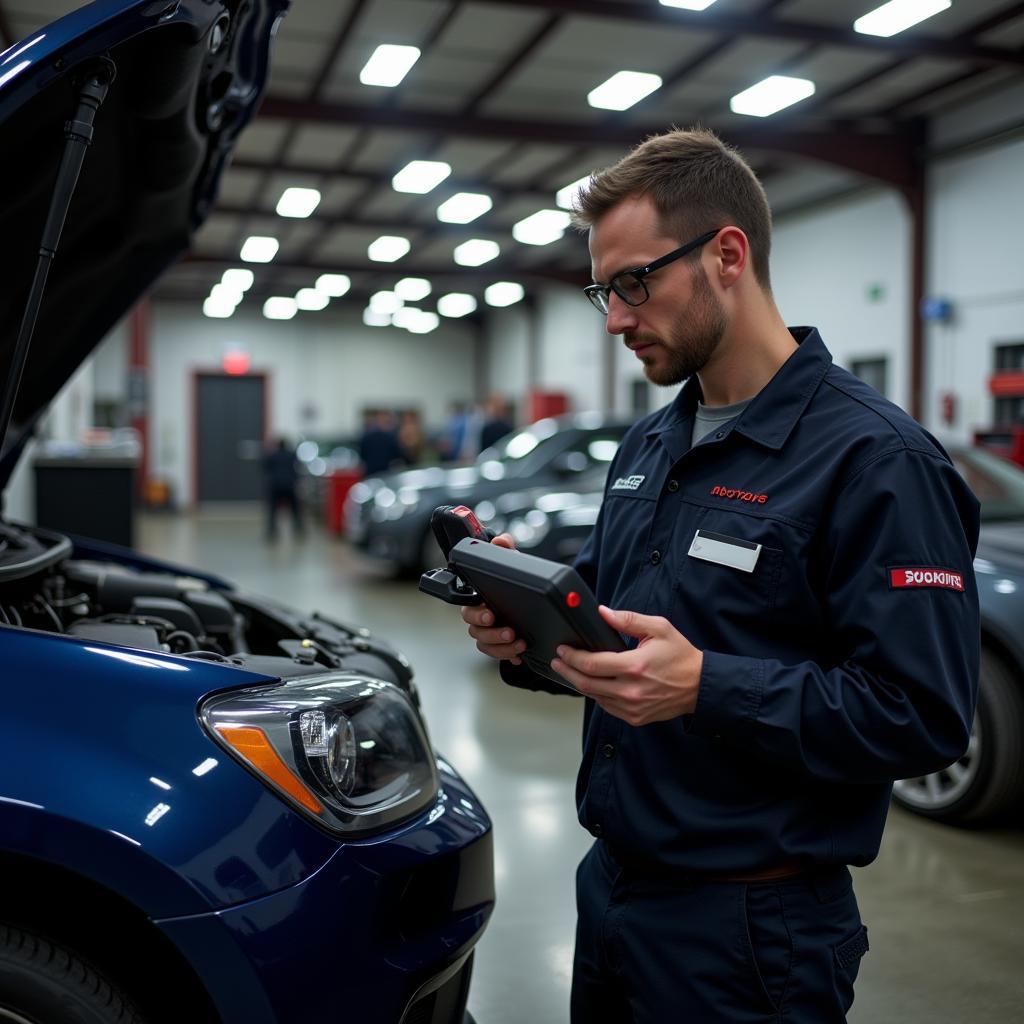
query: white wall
[
  {"left": 149, "top": 306, "right": 478, "bottom": 506},
  {"left": 923, "top": 134, "right": 1024, "bottom": 445},
  {"left": 483, "top": 303, "right": 530, "bottom": 413},
  {"left": 772, "top": 188, "right": 912, "bottom": 409},
  {"left": 535, "top": 286, "right": 607, "bottom": 413}
]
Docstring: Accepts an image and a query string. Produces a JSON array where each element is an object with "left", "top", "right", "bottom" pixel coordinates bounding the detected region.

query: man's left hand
[{"left": 551, "top": 606, "right": 703, "bottom": 726}]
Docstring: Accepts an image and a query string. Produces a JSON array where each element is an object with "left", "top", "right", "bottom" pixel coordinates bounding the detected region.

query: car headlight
[
  {"left": 507, "top": 509, "right": 550, "bottom": 548},
  {"left": 201, "top": 674, "right": 439, "bottom": 836}
]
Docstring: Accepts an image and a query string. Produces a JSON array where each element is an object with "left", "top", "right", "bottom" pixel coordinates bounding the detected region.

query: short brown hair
[{"left": 573, "top": 126, "right": 773, "bottom": 290}]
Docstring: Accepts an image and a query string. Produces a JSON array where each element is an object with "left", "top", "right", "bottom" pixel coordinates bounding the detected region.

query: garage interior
[{"left": 2, "top": 0, "right": 1024, "bottom": 1021}]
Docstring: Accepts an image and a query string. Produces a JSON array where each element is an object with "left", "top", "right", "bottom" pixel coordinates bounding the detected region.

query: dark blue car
[{"left": 0, "top": 4, "right": 492, "bottom": 1022}]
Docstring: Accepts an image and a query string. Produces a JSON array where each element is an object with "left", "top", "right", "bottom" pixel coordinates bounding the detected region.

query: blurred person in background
[
  {"left": 358, "top": 409, "right": 404, "bottom": 477},
  {"left": 479, "top": 393, "right": 515, "bottom": 452},
  {"left": 397, "top": 408, "right": 426, "bottom": 465},
  {"left": 263, "top": 437, "right": 304, "bottom": 542}
]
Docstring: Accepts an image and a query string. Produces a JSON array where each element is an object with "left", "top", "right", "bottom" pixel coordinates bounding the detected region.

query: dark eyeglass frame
[{"left": 583, "top": 228, "right": 722, "bottom": 315}]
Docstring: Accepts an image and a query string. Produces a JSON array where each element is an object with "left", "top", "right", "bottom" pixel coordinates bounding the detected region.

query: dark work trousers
[
  {"left": 572, "top": 841, "right": 869, "bottom": 1023},
  {"left": 266, "top": 486, "right": 303, "bottom": 539}
]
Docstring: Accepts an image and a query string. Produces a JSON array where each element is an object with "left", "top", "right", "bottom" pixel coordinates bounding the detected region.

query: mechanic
[{"left": 462, "top": 127, "right": 980, "bottom": 1023}]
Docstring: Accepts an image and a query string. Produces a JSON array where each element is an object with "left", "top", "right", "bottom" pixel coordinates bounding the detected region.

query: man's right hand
[{"left": 460, "top": 532, "right": 528, "bottom": 665}]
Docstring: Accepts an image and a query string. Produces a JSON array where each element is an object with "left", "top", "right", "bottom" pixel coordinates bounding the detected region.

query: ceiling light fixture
[
  {"left": 210, "top": 283, "right": 243, "bottom": 306},
  {"left": 359, "top": 44, "right": 421, "bottom": 87},
  {"left": 512, "top": 210, "right": 571, "bottom": 246},
  {"left": 369, "top": 291, "right": 403, "bottom": 314},
  {"left": 392, "top": 160, "right": 452, "bottom": 194},
  {"left": 394, "top": 277, "right": 431, "bottom": 301},
  {"left": 363, "top": 308, "right": 392, "bottom": 327},
  {"left": 453, "top": 239, "right": 500, "bottom": 266},
  {"left": 659, "top": 0, "right": 719, "bottom": 10},
  {"left": 437, "top": 293, "right": 478, "bottom": 318},
  {"left": 295, "top": 288, "right": 329, "bottom": 311},
  {"left": 221, "top": 268, "right": 254, "bottom": 292},
  {"left": 484, "top": 282, "right": 525, "bottom": 308},
  {"left": 203, "top": 296, "right": 235, "bottom": 319},
  {"left": 730, "top": 75, "right": 815, "bottom": 117},
  {"left": 368, "top": 235, "right": 411, "bottom": 262},
  {"left": 587, "top": 70, "right": 662, "bottom": 111},
  {"left": 240, "top": 236, "right": 279, "bottom": 263},
  {"left": 555, "top": 175, "right": 590, "bottom": 211},
  {"left": 315, "top": 273, "right": 351, "bottom": 297},
  {"left": 437, "top": 192, "right": 493, "bottom": 224},
  {"left": 406, "top": 311, "right": 440, "bottom": 335},
  {"left": 276, "top": 187, "right": 321, "bottom": 218},
  {"left": 263, "top": 297, "right": 297, "bottom": 320},
  {"left": 853, "top": 0, "right": 951, "bottom": 37}
]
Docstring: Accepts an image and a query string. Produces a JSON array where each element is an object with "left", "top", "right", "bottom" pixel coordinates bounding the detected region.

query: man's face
[{"left": 589, "top": 195, "right": 727, "bottom": 387}]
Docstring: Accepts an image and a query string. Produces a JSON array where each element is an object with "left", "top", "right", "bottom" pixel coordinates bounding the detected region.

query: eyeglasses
[{"left": 583, "top": 228, "right": 722, "bottom": 315}]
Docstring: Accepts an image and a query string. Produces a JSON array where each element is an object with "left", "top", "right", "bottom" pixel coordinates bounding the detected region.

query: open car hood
[{"left": 0, "top": 0, "right": 288, "bottom": 486}]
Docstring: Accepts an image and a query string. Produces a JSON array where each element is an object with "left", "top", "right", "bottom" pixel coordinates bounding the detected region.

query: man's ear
[{"left": 711, "top": 226, "right": 749, "bottom": 289}]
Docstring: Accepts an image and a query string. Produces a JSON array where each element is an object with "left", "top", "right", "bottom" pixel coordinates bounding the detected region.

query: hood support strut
[{"left": 0, "top": 58, "right": 116, "bottom": 465}]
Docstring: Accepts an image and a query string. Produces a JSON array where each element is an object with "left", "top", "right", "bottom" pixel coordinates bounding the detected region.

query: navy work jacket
[{"left": 502, "top": 328, "right": 980, "bottom": 873}]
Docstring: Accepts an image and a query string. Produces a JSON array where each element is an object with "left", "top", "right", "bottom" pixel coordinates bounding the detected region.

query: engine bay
[{"left": 0, "top": 521, "right": 417, "bottom": 699}]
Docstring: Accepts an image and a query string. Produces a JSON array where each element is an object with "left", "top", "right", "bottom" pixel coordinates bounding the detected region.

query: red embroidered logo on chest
[
  {"left": 710, "top": 485, "right": 768, "bottom": 504},
  {"left": 889, "top": 567, "right": 964, "bottom": 591}
]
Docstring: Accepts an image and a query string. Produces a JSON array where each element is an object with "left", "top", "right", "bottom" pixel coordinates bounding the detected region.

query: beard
[{"left": 627, "top": 266, "right": 727, "bottom": 386}]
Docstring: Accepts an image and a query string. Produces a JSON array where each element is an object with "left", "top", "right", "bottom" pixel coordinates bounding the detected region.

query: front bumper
[{"left": 155, "top": 762, "right": 494, "bottom": 1024}]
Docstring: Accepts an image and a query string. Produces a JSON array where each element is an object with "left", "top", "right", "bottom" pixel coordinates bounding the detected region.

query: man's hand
[
  {"left": 460, "top": 533, "right": 528, "bottom": 665},
  {"left": 551, "top": 606, "right": 703, "bottom": 726}
]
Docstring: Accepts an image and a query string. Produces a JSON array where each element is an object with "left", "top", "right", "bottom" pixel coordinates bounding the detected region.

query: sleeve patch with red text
[{"left": 889, "top": 567, "right": 964, "bottom": 591}]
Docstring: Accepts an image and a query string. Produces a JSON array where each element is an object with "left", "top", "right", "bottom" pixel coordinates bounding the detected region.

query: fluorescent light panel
[
  {"left": 513, "top": 209, "right": 571, "bottom": 246},
  {"left": 276, "top": 187, "right": 321, "bottom": 218},
  {"left": 453, "top": 239, "right": 500, "bottom": 267},
  {"left": 203, "top": 297, "right": 234, "bottom": 319},
  {"left": 407, "top": 311, "right": 439, "bottom": 334},
  {"left": 368, "top": 235, "right": 411, "bottom": 262},
  {"left": 437, "top": 192, "right": 493, "bottom": 224},
  {"left": 370, "top": 291, "right": 403, "bottom": 314},
  {"left": 730, "top": 75, "right": 815, "bottom": 117},
  {"left": 854, "top": 0, "right": 951, "bottom": 38},
  {"left": 221, "top": 268, "right": 254, "bottom": 291},
  {"left": 263, "top": 297, "right": 297, "bottom": 320},
  {"left": 555, "top": 175, "right": 590, "bottom": 211},
  {"left": 240, "top": 236, "right": 279, "bottom": 263},
  {"left": 360, "top": 44, "right": 420, "bottom": 87},
  {"left": 210, "top": 283, "right": 243, "bottom": 305},
  {"left": 485, "top": 282, "right": 524, "bottom": 308},
  {"left": 587, "top": 70, "right": 662, "bottom": 111},
  {"left": 394, "top": 277, "right": 431, "bottom": 301},
  {"left": 437, "top": 293, "right": 477, "bottom": 318},
  {"left": 392, "top": 160, "right": 451, "bottom": 194},
  {"left": 659, "top": 0, "right": 718, "bottom": 9},
  {"left": 296, "top": 288, "right": 329, "bottom": 311},
  {"left": 315, "top": 273, "right": 350, "bottom": 297},
  {"left": 363, "top": 308, "right": 392, "bottom": 327}
]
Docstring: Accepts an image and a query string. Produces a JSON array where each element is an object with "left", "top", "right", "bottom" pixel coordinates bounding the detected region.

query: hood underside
[{"left": 0, "top": 0, "right": 288, "bottom": 483}]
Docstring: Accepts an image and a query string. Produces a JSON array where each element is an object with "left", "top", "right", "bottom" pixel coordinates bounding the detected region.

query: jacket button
[
  {"left": 715, "top": 431, "right": 725, "bottom": 439},
  {"left": 592, "top": 823, "right": 603, "bottom": 837},
  {"left": 602, "top": 743, "right": 615, "bottom": 758},
  {"left": 650, "top": 550, "right": 662, "bottom": 565},
  {"left": 666, "top": 479, "right": 679, "bottom": 493}
]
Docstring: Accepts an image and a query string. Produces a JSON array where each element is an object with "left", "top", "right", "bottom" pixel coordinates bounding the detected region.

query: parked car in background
[
  {"left": 345, "top": 413, "right": 632, "bottom": 574},
  {"left": 0, "top": 4, "right": 491, "bottom": 1022},
  {"left": 485, "top": 444, "right": 1024, "bottom": 826}
]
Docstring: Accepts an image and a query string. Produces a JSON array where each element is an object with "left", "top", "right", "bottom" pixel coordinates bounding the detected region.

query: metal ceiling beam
[
  {"left": 228, "top": 157, "right": 553, "bottom": 200},
  {"left": 472, "top": 0, "right": 1024, "bottom": 67},
  {"left": 255, "top": 99, "right": 919, "bottom": 189},
  {"left": 182, "top": 254, "right": 585, "bottom": 286}
]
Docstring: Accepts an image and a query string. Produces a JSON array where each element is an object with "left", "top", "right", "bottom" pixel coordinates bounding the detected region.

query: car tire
[
  {"left": 892, "top": 649, "right": 1024, "bottom": 824},
  {"left": 0, "top": 924, "right": 147, "bottom": 1024}
]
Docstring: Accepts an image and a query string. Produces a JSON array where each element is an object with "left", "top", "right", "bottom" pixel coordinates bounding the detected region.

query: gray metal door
[{"left": 196, "top": 374, "right": 265, "bottom": 501}]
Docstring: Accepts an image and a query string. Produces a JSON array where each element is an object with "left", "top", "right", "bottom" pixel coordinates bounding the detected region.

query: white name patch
[{"left": 688, "top": 529, "right": 762, "bottom": 573}]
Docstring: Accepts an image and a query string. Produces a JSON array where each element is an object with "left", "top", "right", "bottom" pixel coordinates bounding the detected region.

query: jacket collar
[{"left": 645, "top": 326, "right": 832, "bottom": 455}]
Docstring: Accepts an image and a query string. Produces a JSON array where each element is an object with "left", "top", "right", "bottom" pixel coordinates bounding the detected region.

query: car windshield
[
  {"left": 478, "top": 420, "right": 563, "bottom": 467},
  {"left": 951, "top": 448, "right": 1024, "bottom": 522}
]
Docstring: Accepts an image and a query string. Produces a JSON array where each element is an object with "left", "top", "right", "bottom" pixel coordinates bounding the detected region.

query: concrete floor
[{"left": 138, "top": 507, "right": 1024, "bottom": 1024}]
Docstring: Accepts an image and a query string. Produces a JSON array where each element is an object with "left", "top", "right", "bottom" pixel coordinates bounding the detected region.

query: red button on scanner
[{"left": 566, "top": 591, "right": 581, "bottom": 608}]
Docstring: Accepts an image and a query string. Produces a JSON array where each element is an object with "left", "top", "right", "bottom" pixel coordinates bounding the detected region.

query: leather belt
[{"left": 703, "top": 858, "right": 807, "bottom": 884}]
